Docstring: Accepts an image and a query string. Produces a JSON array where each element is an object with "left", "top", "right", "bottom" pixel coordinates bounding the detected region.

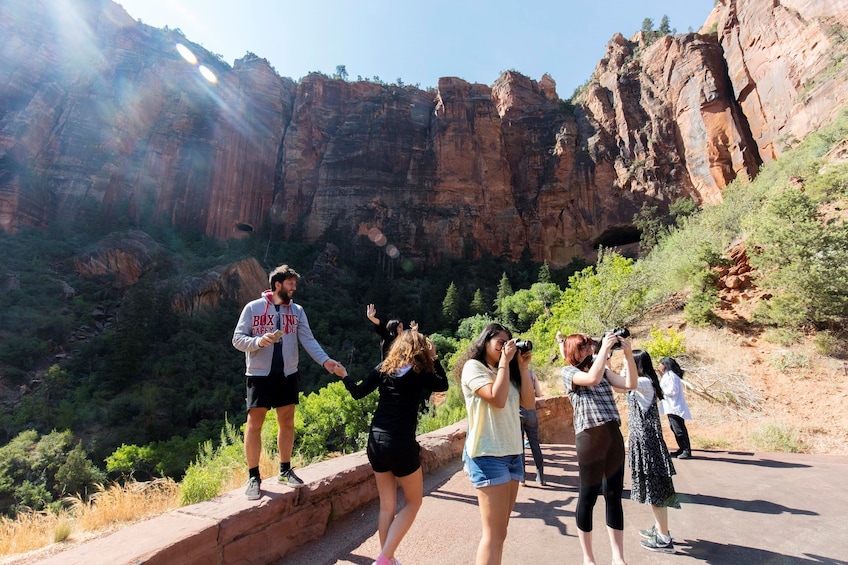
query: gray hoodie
[{"left": 232, "top": 290, "right": 330, "bottom": 376}]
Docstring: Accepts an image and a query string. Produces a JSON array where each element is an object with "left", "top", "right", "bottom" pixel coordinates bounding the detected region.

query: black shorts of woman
[{"left": 336, "top": 329, "right": 448, "bottom": 565}]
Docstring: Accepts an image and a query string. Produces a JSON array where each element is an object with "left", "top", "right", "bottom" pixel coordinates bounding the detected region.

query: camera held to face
[
  {"left": 514, "top": 339, "right": 533, "bottom": 353},
  {"left": 606, "top": 327, "right": 630, "bottom": 350}
]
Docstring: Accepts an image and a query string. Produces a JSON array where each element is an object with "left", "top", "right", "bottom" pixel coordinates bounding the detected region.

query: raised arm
[
  {"left": 422, "top": 340, "right": 449, "bottom": 392},
  {"left": 366, "top": 303, "right": 380, "bottom": 326},
  {"left": 474, "top": 341, "right": 518, "bottom": 409},
  {"left": 572, "top": 334, "right": 617, "bottom": 387},
  {"left": 605, "top": 338, "right": 638, "bottom": 391}
]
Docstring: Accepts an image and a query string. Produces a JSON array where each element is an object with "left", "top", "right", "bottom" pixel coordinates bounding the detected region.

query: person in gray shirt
[{"left": 232, "top": 264, "right": 339, "bottom": 500}]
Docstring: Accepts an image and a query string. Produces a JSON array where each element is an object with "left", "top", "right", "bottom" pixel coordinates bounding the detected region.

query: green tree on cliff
[
  {"left": 442, "top": 282, "right": 463, "bottom": 326},
  {"left": 470, "top": 288, "right": 488, "bottom": 315},
  {"left": 493, "top": 273, "right": 516, "bottom": 326},
  {"left": 538, "top": 261, "right": 553, "bottom": 284}
]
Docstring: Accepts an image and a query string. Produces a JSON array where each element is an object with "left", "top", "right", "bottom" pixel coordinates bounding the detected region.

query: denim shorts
[{"left": 462, "top": 447, "right": 524, "bottom": 488}]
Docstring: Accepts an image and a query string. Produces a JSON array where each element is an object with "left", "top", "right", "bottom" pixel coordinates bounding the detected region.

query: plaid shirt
[{"left": 561, "top": 365, "right": 621, "bottom": 434}]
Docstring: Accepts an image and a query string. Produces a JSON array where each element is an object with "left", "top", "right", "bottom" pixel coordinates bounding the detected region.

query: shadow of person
[
  {"left": 702, "top": 451, "right": 812, "bottom": 469},
  {"left": 678, "top": 538, "right": 847, "bottom": 564},
  {"left": 509, "top": 494, "right": 577, "bottom": 537},
  {"left": 679, "top": 492, "right": 818, "bottom": 516}
]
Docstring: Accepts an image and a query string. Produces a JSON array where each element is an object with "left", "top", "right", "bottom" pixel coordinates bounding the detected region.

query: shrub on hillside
[
  {"left": 0, "top": 430, "right": 105, "bottom": 518},
  {"left": 749, "top": 421, "right": 803, "bottom": 453},
  {"left": 641, "top": 326, "right": 686, "bottom": 360},
  {"left": 746, "top": 187, "right": 848, "bottom": 329},
  {"left": 179, "top": 419, "right": 243, "bottom": 506},
  {"left": 546, "top": 250, "right": 648, "bottom": 338}
]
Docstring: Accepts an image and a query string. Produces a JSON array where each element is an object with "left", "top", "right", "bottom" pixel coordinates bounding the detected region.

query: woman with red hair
[{"left": 559, "top": 332, "right": 637, "bottom": 565}]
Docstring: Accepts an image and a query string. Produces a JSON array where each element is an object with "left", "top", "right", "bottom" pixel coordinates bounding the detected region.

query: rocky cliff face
[
  {"left": 1, "top": 0, "right": 846, "bottom": 266},
  {"left": 708, "top": 0, "right": 848, "bottom": 163}
]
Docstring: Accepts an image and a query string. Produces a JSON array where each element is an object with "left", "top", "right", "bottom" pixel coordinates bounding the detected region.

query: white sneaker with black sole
[{"left": 641, "top": 531, "right": 675, "bottom": 553}]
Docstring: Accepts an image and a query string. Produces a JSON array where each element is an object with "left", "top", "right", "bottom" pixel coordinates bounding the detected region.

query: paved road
[{"left": 284, "top": 446, "right": 848, "bottom": 564}]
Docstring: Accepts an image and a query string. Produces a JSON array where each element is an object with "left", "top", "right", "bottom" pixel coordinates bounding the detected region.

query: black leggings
[
  {"left": 667, "top": 414, "right": 691, "bottom": 451},
  {"left": 575, "top": 421, "right": 625, "bottom": 532}
]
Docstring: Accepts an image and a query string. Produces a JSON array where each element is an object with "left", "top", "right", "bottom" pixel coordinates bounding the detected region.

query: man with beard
[{"left": 233, "top": 264, "right": 340, "bottom": 500}]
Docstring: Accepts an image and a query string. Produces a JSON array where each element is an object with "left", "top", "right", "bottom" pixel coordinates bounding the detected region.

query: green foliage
[
  {"left": 745, "top": 187, "right": 848, "bottom": 329},
  {"left": 668, "top": 197, "right": 697, "bottom": 221},
  {"left": 499, "top": 283, "right": 562, "bottom": 332},
  {"left": 633, "top": 203, "right": 664, "bottom": 254},
  {"left": 53, "top": 513, "right": 73, "bottom": 542},
  {"left": 545, "top": 250, "right": 648, "bottom": 338},
  {"left": 678, "top": 246, "right": 728, "bottom": 327},
  {"left": 429, "top": 333, "right": 461, "bottom": 363},
  {"left": 762, "top": 327, "right": 802, "bottom": 346},
  {"left": 641, "top": 325, "right": 686, "bottom": 360},
  {"left": 769, "top": 350, "right": 809, "bottom": 372},
  {"left": 749, "top": 422, "right": 803, "bottom": 453},
  {"left": 469, "top": 288, "right": 488, "bottom": 315},
  {"left": 640, "top": 15, "right": 674, "bottom": 45},
  {"left": 455, "top": 315, "right": 498, "bottom": 341},
  {"left": 493, "top": 272, "right": 514, "bottom": 321},
  {"left": 0, "top": 335, "right": 48, "bottom": 371},
  {"left": 805, "top": 163, "right": 848, "bottom": 202},
  {"left": 683, "top": 268, "right": 721, "bottom": 326},
  {"left": 813, "top": 331, "right": 846, "bottom": 357},
  {"left": 178, "top": 418, "right": 243, "bottom": 506},
  {"left": 538, "top": 262, "right": 552, "bottom": 284},
  {"left": 294, "top": 381, "right": 377, "bottom": 461},
  {"left": 417, "top": 385, "right": 466, "bottom": 434},
  {"left": 105, "top": 444, "right": 156, "bottom": 478},
  {"left": 0, "top": 430, "right": 104, "bottom": 517},
  {"left": 56, "top": 443, "right": 104, "bottom": 497},
  {"left": 441, "top": 282, "right": 463, "bottom": 326}
]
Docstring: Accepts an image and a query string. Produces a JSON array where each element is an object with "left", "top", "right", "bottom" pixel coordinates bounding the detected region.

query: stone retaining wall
[{"left": 34, "top": 396, "right": 572, "bottom": 565}]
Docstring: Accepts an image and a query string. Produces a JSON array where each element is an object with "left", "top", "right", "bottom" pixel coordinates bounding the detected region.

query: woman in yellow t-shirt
[{"left": 456, "top": 323, "right": 536, "bottom": 565}]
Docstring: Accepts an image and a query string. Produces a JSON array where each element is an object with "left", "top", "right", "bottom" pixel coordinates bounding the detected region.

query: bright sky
[{"left": 115, "top": 0, "right": 714, "bottom": 97}]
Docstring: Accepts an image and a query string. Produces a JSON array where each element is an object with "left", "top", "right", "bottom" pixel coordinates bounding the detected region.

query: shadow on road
[{"left": 681, "top": 538, "right": 847, "bottom": 564}]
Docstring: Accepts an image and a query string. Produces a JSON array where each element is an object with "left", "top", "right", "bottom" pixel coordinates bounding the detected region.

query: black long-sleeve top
[
  {"left": 342, "top": 359, "right": 449, "bottom": 437},
  {"left": 372, "top": 321, "right": 395, "bottom": 360}
]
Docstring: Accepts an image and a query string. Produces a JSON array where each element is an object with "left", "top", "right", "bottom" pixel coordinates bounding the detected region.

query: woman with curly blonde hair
[{"left": 336, "top": 330, "right": 449, "bottom": 565}]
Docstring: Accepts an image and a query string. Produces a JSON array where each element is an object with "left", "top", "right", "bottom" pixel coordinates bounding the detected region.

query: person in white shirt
[{"left": 658, "top": 357, "right": 692, "bottom": 459}]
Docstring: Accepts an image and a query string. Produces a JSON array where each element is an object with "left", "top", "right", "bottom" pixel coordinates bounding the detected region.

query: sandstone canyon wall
[{"left": 0, "top": 0, "right": 846, "bottom": 266}]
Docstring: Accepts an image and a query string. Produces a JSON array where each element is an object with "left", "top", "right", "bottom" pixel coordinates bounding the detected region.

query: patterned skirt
[{"left": 628, "top": 394, "right": 681, "bottom": 508}]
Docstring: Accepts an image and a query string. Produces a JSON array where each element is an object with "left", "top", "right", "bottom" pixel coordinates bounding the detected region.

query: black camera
[
  {"left": 606, "top": 327, "right": 630, "bottom": 349},
  {"left": 514, "top": 339, "right": 533, "bottom": 352}
]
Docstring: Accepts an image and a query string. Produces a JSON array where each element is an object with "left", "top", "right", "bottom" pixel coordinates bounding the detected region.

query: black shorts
[
  {"left": 245, "top": 371, "right": 300, "bottom": 410},
  {"left": 366, "top": 430, "right": 421, "bottom": 477}
]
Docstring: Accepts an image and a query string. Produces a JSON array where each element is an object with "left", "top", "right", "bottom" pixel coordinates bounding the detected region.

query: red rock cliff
[{"left": 1, "top": 0, "right": 846, "bottom": 266}]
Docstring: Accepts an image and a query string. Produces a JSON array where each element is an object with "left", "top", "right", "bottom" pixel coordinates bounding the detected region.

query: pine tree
[
  {"left": 470, "top": 288, "right": 488, "bottom": 315},
  {"left": 538, "top": 261, "right": 552, "bottom": 284},
  {"left": 659, "top": 15, "right": 672, "bottom": 36},
  {"left": 493, "top": 273, "right": 513, "bottom": 317},
  {"left": 442, "top": 282, "right": 462, "bottom": 325}
]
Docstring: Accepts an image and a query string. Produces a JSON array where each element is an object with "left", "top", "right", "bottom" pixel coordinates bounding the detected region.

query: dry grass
[
  {"left": 68, "top": 479, "right": 180, "bottom": 532},
  {"left": 0, "top": 447, "right": 294, "bottom": 562},
  {"left": 0, "top": 510, "right": 63, "bottom": 557},
  {"left": 0, "top": 479, "right": 180, "bottom": 560}
]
